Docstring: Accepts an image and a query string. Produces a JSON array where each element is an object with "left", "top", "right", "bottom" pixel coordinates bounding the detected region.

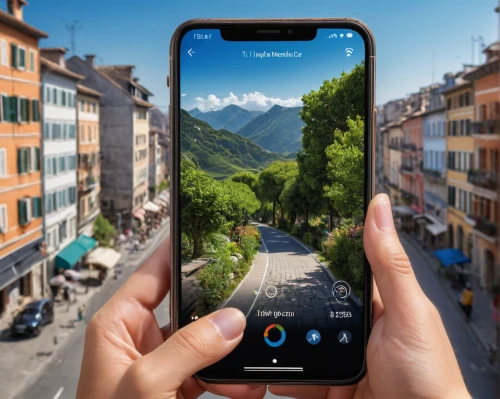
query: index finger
[{"left": 112, "top": 235, "right": 171, "bottom": 310}]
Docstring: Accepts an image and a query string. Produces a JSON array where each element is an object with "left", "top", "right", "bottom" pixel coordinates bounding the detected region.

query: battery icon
[{"left": 346, "top": 33, "right": 353, "bottom": 38}]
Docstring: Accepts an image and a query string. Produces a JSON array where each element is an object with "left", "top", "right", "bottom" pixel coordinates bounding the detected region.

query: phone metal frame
[{"left": 169, "top": 18, "right": 376, "bottom": 386}]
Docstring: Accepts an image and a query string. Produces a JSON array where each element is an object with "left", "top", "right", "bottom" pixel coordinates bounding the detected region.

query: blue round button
[{"left": 306, "top": 329, "right": 321, "bottom": 345}]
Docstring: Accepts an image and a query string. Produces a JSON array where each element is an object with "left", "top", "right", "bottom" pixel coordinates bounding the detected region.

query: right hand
[{"left": 270, "top": 194, "right": 471, "bottom": 399}]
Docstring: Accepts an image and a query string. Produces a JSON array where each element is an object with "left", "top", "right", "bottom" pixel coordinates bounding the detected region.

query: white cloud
[
  {"left": 181, "top": 93, "right": 187, "bottom": 97},
  {"left": 191, "top": 91, "right": 302, "bottom": 112}
]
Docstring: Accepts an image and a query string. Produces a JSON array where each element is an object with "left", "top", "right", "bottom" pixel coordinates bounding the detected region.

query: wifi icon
[{"left": 345, "top": 48, "right": 354, "bottom": 57}]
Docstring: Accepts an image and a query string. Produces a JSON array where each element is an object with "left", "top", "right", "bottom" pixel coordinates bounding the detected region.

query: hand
[
  {"left": 270, "top": 194, "right": 471, "bottom": 399},
  {"left": 76, "top": 237, "right": 266, "bottom": 399}
]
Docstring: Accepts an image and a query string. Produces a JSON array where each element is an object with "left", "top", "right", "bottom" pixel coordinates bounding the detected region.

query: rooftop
[
  {"left": 0, "top": 8, "right": 48, "bottom": 38},
  {"left": 77, "top": 84, "right": 103, "bottom": 98},
  {"left": 41, "top": 57, "right": 84, "bottom": 80}
]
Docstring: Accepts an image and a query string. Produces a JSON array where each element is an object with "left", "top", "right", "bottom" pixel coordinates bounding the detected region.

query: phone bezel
[{"left": 169, "top": 18, "right": 376, "bottom": 386}]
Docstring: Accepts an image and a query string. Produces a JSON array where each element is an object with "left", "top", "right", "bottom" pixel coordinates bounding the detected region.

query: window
[
  {"left": 137, "top": 109, "right": 147, "bottom": 120},
  {"left": 68, "top": 155, "right": 76, "bottom": 170},
  {"left": 32, "top": 197, "right": 42, "bottom": 218},
  {"left": 18, "top": 47, "right": 26, "bottom": 69},
  {"left": 92, "top": 103, "right": 97, "bottom": 113},
  {"left": 69, "top": 186, "right": 76, "bottom": 204},
  {"left": 447, "top": 99, "right": 452, "bottom": 110},
  {"left": 53, "top": 88, "right": 58, "bottom": 105},
  {"left": 465, "top": 92, "right": 470, "bottom": 106},
  {"left": 59, "top": 220, "right": 67, "bottom": 244},
  {"left": 448, "top": 186, "right": 456, "bottom": 207},
  {"left": 87, "top": 125, "right": 92, "bottom": 142},
  {"left": 62, "top": 124, "right": 67, "bottom": 139},
  {"left": 31, "top": 99, "right": 40, "bottom": 121},
  {"left": 10, "top": 43, "right": 18, "bottom": 67},
  {"left": 59, "top": 156, "right": 66, "bottom": 173},
  {"left": 0, "top": 149, "right": 6, "bottom": 177},
  {"left": 479, "top": 148, "right": 487, "bottom": 169},
  {"left": 0, "top": 204, "right": 7, "bottom": 233},
  {"left": 69, "top": 124, "right": 75, "bottom": 139},
  {"left": 2, "top": 96, "right": 18, "bottom": 122},
  {"left": 459, "top": 94, "right": 464, "bottom": 107},
  {"left": 18, "top": 198, "right": 31, "bottom": 226},
  {"left": 80, "top": 199, "right": 86, "bottom": 215},
  {"left": 80, "top": 100, "right": 85, "bottom": 112},
  {"left": 61, "top": 91, "right": 66, "bottom": 106},
  {"left": 45, "top": 86, "right": 51, "bottom": 103},
  {"left": 491, "top": 149, "right": 498, "bottom": 173},
  {"left": 29, "top": 50, "right": 35, "bottom": 72},
  {"left": 0, "top": 40, "right": 7, "bottom": 66},
  {"left": 30, "top": 147, "right": 40, "bottom": 172}
]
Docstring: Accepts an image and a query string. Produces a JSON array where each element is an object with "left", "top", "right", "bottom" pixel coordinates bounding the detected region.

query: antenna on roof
[{"left": 65, "top": 20, "right": 82, "bottom": 56}]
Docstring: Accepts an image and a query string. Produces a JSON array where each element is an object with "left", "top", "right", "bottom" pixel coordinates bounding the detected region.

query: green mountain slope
[
  {"left": 180, "top": 109, "right": 282, "bottom": 179},
  {"left": 236, "top": 105, "right": 304, "bottom": 154},
  {"left": 188, "top": 105, "right": 263, "bottom": 132}
]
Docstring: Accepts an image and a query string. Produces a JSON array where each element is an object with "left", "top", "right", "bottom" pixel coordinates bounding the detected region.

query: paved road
[
  {"left": 14, "top": 221, "right": 170, "bottom": 399},
  {"left": 400, "top": 235, "right": 496, "bottom": 399}
]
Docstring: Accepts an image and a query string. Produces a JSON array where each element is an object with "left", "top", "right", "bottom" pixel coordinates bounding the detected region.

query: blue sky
[
  {"left": 4, "top": 0, "right": 498, "bottom": 110},
  {"left": 180, "top": 28, "right": 365, "bottom": 112}
]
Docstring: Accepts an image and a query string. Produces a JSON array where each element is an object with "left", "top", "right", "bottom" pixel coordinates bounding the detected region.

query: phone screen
[{"left": 176, "top": 25, "right": 370, "bottom": 382}]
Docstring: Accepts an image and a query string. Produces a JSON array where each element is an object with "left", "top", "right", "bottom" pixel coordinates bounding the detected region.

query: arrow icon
[{"left": 188, "top": 48, "right": 194, "bottom": 57}]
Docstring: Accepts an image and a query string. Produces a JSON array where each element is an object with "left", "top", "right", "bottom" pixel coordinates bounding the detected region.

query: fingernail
[
  {"left": 374, "top": 196, "right": 394, "bottom": 231},
  {"left": 210, "top": 308, "right": 245, "bottom": 340}
]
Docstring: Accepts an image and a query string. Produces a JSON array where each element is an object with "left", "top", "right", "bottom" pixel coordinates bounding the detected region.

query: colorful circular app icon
[
  {"left": 264, "top": 324, "right": 286, "bottom": 347},
  {"left": 306, "top": 329, "right": 321, "bottom": 345}
]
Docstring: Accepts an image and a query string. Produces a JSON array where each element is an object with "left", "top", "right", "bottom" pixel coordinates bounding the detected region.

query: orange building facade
[
  {"left": 0, "top": 4, "right": 47, "bottom": 319},
  {"left": 463, "top": 42, "right": 500, "bottom": 291}
]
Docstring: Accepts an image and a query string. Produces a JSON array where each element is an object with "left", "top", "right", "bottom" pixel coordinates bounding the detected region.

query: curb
[{"left": 399, "top": 231, "right": 494, "bottom": 357}]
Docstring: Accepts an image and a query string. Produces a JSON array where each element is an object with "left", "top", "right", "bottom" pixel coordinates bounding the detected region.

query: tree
[
  {"left": 180, "top": 160, "right": 229, "bottom": 258},
  {"left": 221, "top": 180, "right": 260, "bottom": 226},
  {"left": 93, "top": 214, "right": 116, "bottom": 247},
  {"left": 324, "top": 117, "right": 365, "bottom": 218},
  {"left": 299, "top": 62, "right": 365, "bottom": 229},
  {"left": 257, "top": 161, "right": 298, "bottom": 225},
  {"left": 230, "top": 171, "right": 258, "bottom": 191}
]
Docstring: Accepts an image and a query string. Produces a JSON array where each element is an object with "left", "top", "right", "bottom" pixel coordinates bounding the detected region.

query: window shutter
[
  {"left": 33, "top": 197, "right": 42, "bottom": 218},
  {"left": 1, "top": 96, "right": 10, "bottom": 122},
  {"left": 32, "top": 100, "right": 40, "bottom": 121},
  {"left": 34, "top": 147, "right": 41, "bottom": 171},
  {"left": 18, "top": 148, "right": 26, "bottom": 174},
  {"left": 18, "top": 199, "right": 27, "bottom": 225},
  {"left": 19, "top": 48, "right": 25, "bottom": 68},
  {"left": 10, "top": 96, "right": 18, "bottom": 122},
  {"left": 52, "top": 157, "right": 57, "bottom": 174},
  {"left": 62, "top": 91, "right": 66, "bottom": 106},
  {"left": 30, "top": 51, "right": 34, "bottom": 72},
  {"left": 11, "top": 44, "right": 18, "bottom": 67},
  {"left": 53, "top": 88, "right": 57, "bottom": 105}
]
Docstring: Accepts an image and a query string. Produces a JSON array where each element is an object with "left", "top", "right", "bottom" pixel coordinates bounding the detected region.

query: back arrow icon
[{"left": 188, "top": 48, "right": 194, "bottom": 57}]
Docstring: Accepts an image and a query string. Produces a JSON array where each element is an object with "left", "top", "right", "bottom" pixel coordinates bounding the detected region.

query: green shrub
[
  {"left": 303, "top": 232, "right": 314, "bottom": 246},
  {"left": 93, "top": 214, "right": 116, "bottom": 247},
  {"left": 240, "top": 235, "right": 259, "bottom": 261},
  {"left": 324, "top": 222, "right": 364, "bottom": 295}
]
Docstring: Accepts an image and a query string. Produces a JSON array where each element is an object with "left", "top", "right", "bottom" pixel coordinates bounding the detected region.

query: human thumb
[
  {"left": 363, "top": 194, "right": 426, "bottom": 322},
  {"left": 120, "top": 308, "right": 245, "bottom": 398}
]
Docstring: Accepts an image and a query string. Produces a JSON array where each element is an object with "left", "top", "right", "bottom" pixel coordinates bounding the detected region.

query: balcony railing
[
  {"left": 401, "top": 189, "right": 419, "bottom": 206},
  {"left": 401, "top": 143, "right": 417, "bottom": 151},
  {"left": 79, "top": 174, "right": 99, "bottom": 193},
  {"left": 388, "top": 143, "right": 401, "bottom": 150},
  {"left": 467, "top": 169, "right": 498, "bottom": 190},
  {"left": 423, "top": 169, "right": 446, "bottom": 183},
  {"left": 400, "top": 164, "right": 415, "bottom": 173},
  {"left": 471, "top": 216, "right": 498, "bottom": 238},
  {"left": 472, "top": 120, "right": 500, "bottom": 135}
]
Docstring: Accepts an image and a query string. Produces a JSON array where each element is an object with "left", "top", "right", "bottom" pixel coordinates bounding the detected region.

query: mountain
[
  {"left": 236, "top": 105, "right": 304, "bottom": 154},
  {"left": 180, "top": 109, "right": 282, "bottom": 179},
  {"left": 188, "top": 105, "right": 263, "bottom": 132}
]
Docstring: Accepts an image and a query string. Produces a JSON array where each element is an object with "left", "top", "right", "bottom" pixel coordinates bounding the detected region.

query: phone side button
[{"left": 166, "top": 75, "right": 170, "bottom": 88}]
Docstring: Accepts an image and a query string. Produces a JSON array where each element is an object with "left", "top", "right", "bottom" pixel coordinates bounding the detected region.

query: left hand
[{"left": 76, "top": 237, "right": 267, "bottom": 399}]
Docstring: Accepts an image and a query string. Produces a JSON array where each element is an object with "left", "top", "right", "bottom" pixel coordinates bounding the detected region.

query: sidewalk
[
  {"left": 399, "top": 231, "right": 496, "bottom": 354},
  {"left": 0, "top": 219, "right": 170, "bottom": 399}
]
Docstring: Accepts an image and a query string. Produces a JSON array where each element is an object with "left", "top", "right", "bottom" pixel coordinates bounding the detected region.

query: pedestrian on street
[
  {"left": 63, "top": 287, "right": 70, "bottom": 312},
  {"left": 75, "top": 194, "right": 470, "bottom": 399},
  {"left": 458, "top": 282, "right": 474, "bottom": 322}
]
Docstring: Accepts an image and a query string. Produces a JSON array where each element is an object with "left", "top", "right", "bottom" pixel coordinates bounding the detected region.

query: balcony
[
  {"left": 401, "top": 143, "right": 417, "bottom": 151},
  {"left": 401, "top": 189, "right": 419, "bottom": 206},
  {"left": 472, "top": 120, "right": 500, "bottom": 135},
  {"left": 423, "top": 169, "right": 446, "bottom": 184},
  {"left": 388, "top": 143, "right": 401, "bottom": 151},
  {"left": 467, "top": 169, "right": 498, "bottom": 190},
  {"left": 400, "top": 164, "right": 415, "bottom": 174},
  {"left": 472, "top": 216, "right": 498, "bottom": 238},
  {"left": 79, "top": 174, "right": 99, "bottom": 194}
]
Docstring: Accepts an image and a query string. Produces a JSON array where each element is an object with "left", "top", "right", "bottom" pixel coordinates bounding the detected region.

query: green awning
[
  {"left": 77, "top": 234, "right": 97, "bottom": 252},
  {"left": 54, "top": 235, "right": 97, "bottom": 270}
]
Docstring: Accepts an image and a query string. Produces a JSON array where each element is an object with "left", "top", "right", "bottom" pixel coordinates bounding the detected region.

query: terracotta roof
[
  {"left": 133, "top": 81, "right": 153, "bottom": 96},
  {"left": 77, "top": 84, "right": 102, "bottom": 98},
  {"left": 41, "top": 47, "right": 67, "bottom": 54},
  {"left": 0, "top": 9, "right": 48, "bottom": 38},
  {"left": 41, "top": 57, "right": 84, "bottom": 80},
  {"left": 441, "top": 79, "right": 472, "bottom": 95},
  {"left": 133, "top": 96, "right": 155, "bottom": 108},
  {"left": 462, "top": 56, "right": 500, "bottom": 81},
  {"left": 96, "top": 65, "right": 135, "bottom": 71}
]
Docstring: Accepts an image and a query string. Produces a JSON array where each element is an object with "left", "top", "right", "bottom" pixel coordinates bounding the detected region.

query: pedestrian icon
[
  {"left": 306, "top": 329, "right": 321, "bottom": 345},
  {"left": 338, "top": 330, "right": 352, "bottom": 344}
]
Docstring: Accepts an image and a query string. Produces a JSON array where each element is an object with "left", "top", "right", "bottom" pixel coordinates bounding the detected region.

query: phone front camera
[{"left": 287, "top": 29, "right": 293, "bottom": 35}]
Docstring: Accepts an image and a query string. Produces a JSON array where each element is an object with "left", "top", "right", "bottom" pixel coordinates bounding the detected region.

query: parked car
[{"left": 11, "top": 298, "right": 54, "bottom": 337}]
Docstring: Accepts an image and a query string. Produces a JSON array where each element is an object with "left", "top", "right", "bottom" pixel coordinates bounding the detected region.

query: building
[
  {"left": 443, "top": 72, "right": 475, "bottom": 261},
  {"left": 463, "top": 42, "right": 500, "bottom": 291},
  {"left": 66, "top": 56, "right": 154, "bottom": 230},
  {"left": 40, "top": 48, "right": 82, "bottom": 276},
  {"left": 385, "top": 119, "right": 404, "bottom": 205},
  {"left": 148, "top": 108, "right": 167, "bottom": 200},
  {"left": 76, "top": 84, "right": 102, "bottom": 237},
  {"left": 419, "top": 82, "right": 448, "bottom": 249},
  {"left": 0, "top": 1, "right": 47, "bottom": 319}
]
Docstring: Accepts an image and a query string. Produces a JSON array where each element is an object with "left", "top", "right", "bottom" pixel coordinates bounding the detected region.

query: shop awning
[
  {"left": 84, "top": 247, "right": 122, "bottom": 269},
  {"left": 154, "top": 198, "right": 168, "bottom": 207},
  {"left": 415, "top": 214, "right": 447, "bottom": 236},
  {"left": 426, "top": 223, "right": 447, "bottom": 236},
  {"left": 55, "top": 235, "right": 97, "bottom": 270},
  {"left": 143, "top": 201, "right": 160, "bottom": 213},
  {"left": 392, "top": 205, "right": 416, "bottom": 216},
  {"left": 133, "top": 211, "right": 145, "bottom": 221},
  {"left": 159, "top": 190, "right": 170, "bottom": 204},
  {"left": 433, "top": 248, "right": 471, "bottom": 267}
]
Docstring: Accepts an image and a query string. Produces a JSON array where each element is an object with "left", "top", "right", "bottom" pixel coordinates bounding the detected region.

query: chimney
[
  {"left": 85, "top": 55, "right": 95, "bottom": 68},
  {"left": 40, "top": 48, "right": 67, "bottom": 67},
  {"left": 133, "top": 77, "right": 139, "bottom": 83},
  {"left": 7, "top": 0, "right": 27, "bottom": 21}
]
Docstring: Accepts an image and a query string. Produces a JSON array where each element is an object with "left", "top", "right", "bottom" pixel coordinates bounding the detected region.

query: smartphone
[{"left": 170, "top": 18, "right": 375, "bottom": 385}]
